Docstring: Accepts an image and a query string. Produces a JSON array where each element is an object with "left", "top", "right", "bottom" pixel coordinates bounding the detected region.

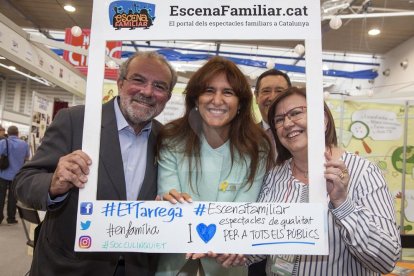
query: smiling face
[
  {"left": 196, "top": 73, "right": 239, "bottom": 139},
  {"left": 274, "top": 94, "right": 308, "bottom": 156},
  {"left": 117, "top": 56, "right": 172, "bottom": 132},
  {"left": 255, "top": 75, "right": 289, "bottom": 124}
]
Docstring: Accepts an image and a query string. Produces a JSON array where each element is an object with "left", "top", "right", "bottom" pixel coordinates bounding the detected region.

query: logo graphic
[
  {"left": 80, "top": 202, "right": 93, "bottom": 215},
  {"left": 80, "top": 220, "right": 91, "bottom": 230},
  {"left": 109, "top": 1, "right": 156, "bottom": 30},
  {"left": 79, "top": 236, "right": 92, "bottom": 249},
  {"left": 196, "top": 223, "right": 216, "bottom": 243}
]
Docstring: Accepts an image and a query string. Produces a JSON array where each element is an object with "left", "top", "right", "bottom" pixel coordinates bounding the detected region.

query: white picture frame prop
[{"left": 76, "top": 0, "right": 328, "bottom": 255}]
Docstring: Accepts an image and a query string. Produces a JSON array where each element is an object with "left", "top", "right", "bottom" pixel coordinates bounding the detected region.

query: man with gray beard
[{"left": 14, "top": 51, "right": 177, "bottom": 276}]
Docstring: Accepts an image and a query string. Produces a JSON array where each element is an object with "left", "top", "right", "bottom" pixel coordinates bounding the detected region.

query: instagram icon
[{"left": 79, "top": 236, "right": 92, "bottom": 249}]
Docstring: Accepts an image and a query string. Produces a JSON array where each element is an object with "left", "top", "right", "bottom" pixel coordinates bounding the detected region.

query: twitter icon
[{"left": 81, "top": 220, "right": 91, "bottom": 230}]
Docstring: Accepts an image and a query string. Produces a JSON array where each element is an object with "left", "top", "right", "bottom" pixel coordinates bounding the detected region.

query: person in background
[
  {"left": 14, "top": 51, "right": 177, "bottom": 276},
  {"left": 0, "top": 125, "right": 6, "bottom": 140},
  {"left": 156, "top": 56, "right": 274, "bottom": 276},
  {"left": 247, "top": 86, "right": 401, "bottom": 275},
  {"left": 0, "top": 126, "right": 29, "bottom": 224},
  {"left": 254, "top": 69, "right": 291, "bottom": 135},
  {"left": 250, "top": 69, "right": 291, "bottom": 275}
]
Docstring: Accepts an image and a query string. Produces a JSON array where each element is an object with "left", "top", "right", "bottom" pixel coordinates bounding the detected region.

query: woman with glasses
[
  {"left": 155, "top": 56, "right": 274, "bottom": 276},
  {"left": 246, "top": 86, "right": 400, "bottom": 275}
]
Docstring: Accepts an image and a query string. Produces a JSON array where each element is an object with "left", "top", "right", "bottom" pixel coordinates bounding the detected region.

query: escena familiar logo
[{"left": 109, "top": 1, "right": 156, "bottom": 30}]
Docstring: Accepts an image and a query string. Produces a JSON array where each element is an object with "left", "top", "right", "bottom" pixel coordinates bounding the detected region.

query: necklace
[{"left": 292, "top": 160, "right": 308, "bottom": 179}]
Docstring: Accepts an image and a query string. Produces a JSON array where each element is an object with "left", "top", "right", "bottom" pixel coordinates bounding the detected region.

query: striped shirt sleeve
[{"left": 329, "top": 155, "right": 401, "bottom": 274}]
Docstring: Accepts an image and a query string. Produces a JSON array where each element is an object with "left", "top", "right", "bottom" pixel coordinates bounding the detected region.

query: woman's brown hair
[{"left": 157, "top": 56, "right": 274, "bottom": 190}]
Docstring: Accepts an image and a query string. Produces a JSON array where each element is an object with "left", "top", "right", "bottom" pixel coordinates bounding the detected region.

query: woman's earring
[
  {"left": 237, "top": 108, "right": 240, "bottom": 114},
  {"left": 195, "top": 106, "right": 198, "bottom": 111}
]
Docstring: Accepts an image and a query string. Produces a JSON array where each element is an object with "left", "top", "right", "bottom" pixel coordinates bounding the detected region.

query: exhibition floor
[{"left": 0, "top": 219, "right": 32, "bottom": 276}]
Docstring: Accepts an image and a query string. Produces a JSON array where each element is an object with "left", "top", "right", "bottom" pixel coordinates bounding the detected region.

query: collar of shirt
[
  {"left": 114, "top": 97, "right": 151, "bottom": 200},
  {"left": 261, "top": 120, "right": 271, "bottom": 131}
]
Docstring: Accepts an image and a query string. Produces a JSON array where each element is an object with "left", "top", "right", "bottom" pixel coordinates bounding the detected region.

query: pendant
[{"left": 219, "top": 180, "right": 229, "bottom": 192}]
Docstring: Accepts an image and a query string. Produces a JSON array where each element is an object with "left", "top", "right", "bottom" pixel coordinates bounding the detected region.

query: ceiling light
[
  {"left": 400, "top": 59, "right": 409, "bottom": 69},
  {"left": 64, "top": 5, "right": 76, "bottom": 12},
  {"left": 106, "top": 60, "right": 118, "bottom": 69},
  {"left": 294, "top": 44, "right": 305, "bottom": 55},
  {"left": 0, "top": 56, "right": 5, "bottom": 60},
  {"left": 266, "top": 60, "right": 275, "bottom": 69},
  {"left": 71, "top": 26, "right": 82, "bottom": 37},
  {"left": 368, "top": 28, "right": 381, "bottom": 36},
  {"left": 0, "top": 63, "right": 52, "bottom": 86},
  {"left": 329, "top": 16, "right": 342, "bottom": 30}
]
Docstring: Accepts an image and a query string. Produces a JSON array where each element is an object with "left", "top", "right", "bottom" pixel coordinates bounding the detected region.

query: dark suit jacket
[{"left": 14, "top": 98, "right": 160, "bottom": 276}]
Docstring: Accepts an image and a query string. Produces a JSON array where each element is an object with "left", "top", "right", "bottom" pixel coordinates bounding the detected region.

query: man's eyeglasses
[
  {"left": 273, "top": 106, "right": 307, "bottom": 128},
  {"left": 123, "top": 76, "right": 170, "bottom": 95}
]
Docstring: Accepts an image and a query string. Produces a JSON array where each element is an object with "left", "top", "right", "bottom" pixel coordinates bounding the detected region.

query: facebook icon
[{"left": 80, "top": 202, "right": 93, "bottom": 215}]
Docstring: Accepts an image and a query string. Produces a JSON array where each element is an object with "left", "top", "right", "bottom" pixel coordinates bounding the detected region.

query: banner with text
[{"left": 75, "top": 201, "right": 327, "bottom": 255}]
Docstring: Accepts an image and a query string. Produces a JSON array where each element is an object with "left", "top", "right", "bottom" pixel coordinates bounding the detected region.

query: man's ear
[{"left": 117, "top": 78, "right": 124, "bottom": 90}]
